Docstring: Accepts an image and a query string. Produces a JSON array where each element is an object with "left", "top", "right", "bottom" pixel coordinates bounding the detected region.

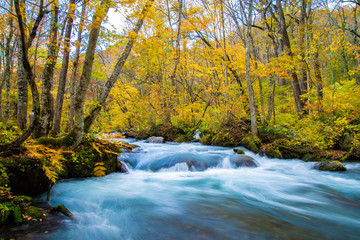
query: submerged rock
[
  {"left": 145, "top": 136, "right": 164, "bottom": 143},
  {"left": 313, "top": 161, "right": 346, "bottom": 171},
  {"left": 231, "top": 155, "right": 258, "bottom": 168},
  {"left": 49, "top": 204, "right": 74, "bottom": 219}
]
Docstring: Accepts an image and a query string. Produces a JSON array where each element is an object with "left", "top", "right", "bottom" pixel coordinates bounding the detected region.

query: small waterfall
[{"left": 220, "top": 156, "right": 232, "bottom": 169}]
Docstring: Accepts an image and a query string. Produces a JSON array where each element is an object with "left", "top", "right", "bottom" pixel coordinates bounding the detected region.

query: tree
[
  {"left": 83, "top": 0, "right": 155, "bottom": 133},
  {"left": 51, "top": 0, "right": 76, "bottom": 136},
  {"left": 66, "top": 0, "right": 87, "bottom": 132},
  {"left": 72, "top": 0, "right": 111, "bottom": 145}
]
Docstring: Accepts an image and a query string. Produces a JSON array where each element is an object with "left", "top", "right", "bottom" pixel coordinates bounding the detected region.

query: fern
[
  {"left": 93, "top": 162, "right": 106, "bottom": 177},
  {"left": 25, "top": 141, "right": 69, "bottom": 184},
  {"left": 92, "top": 142, "right": 103, "bottom": 156}
]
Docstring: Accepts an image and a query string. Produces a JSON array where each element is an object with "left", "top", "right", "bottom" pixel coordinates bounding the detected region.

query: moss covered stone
[
  {"left": 49, "top": 204, "right": 74, "bottom": 219},
  {"left": 233, "top": 149, "right": 245, "bottom": 154},
  {"left": 13, "top": 195, "right": 32, "bottom": 205},
  {"left": 264, "top": 139, "right": 313, "bottom": 159},
  {"left": 265, "top": 145, "right": 283, "bottom": 159},
  {"left": 240, "top": 135, "right": 261, "bottom": 153},
  {"left": 24, "top": 206, "right": 45, "bottom": 221},
  {"left": 313, "top": 161, "right": 346, "bottom": 171}
]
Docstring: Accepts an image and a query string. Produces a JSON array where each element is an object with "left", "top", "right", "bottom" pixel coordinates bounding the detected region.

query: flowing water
[{"left": 36, "top": 139, "right": 360, "bottom": 240}]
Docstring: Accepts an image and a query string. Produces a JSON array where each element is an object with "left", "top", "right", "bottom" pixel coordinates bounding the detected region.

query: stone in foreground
[{"left": 313, "top": 161, "right": 346, "bottom": 171}]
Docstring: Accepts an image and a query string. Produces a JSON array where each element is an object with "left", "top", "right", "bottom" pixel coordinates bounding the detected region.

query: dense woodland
[{"left": 0, "top": 0, "right": 360, "bottom": 154}]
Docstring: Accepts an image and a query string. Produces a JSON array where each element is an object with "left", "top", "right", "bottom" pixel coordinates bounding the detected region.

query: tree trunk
[
  {"left": 83, "top": 0, "right": 155, "bottom": 133},
  {"left": 3, "top": 6, "right": 14, "bottom": 122},
  {"left": 67, "top": 1, "right": 87, "bottom": 132},
  {"left": 17, "top": 40, "right": 28, "bottom": 129},
  {"left": 0, "top": 0, "right": 43, "bottom": 153},
  {"left": 35, "top": 1, "right": 59, "bottom": 138},
  {"left": 51, "top": 0, "right": 76, "bottom": 136},
  {"left": 276, "top": 0, "right": 304, "bottom": 117},
  {"left": 72, "top": 1, "right": 111, "bottom": 145},
  {"left": 299, "top": 0, "right": 308, "bottom": 94},
  {"left": 245, "top": 0, "right": 258, "bottom": 137}
]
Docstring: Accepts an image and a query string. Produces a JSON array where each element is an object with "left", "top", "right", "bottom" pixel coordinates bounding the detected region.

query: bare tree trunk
[
  {"left": 67, "top": 1, "right": 87, "bottom": 132},
  {"left": 276, "top": 0, "right": 304, "bottom": 117},
  {"left": 245, "top": 0, "right": 258, "bottom": 136},
  {"left": 83, "top": 0, "right": 155, "bottom": 133},
  {"left": 3, "top": 4, "right": 14, "bottom": 122},
  {"left": 0, "top": 0, "right": 43, "bottom": 153},
  {"left": 313, "top": 48, "right": 323, "bottom": 114},
  {"left": 0, "top": 79, "right": 4, "bottom": 122},
  {"left": 72, "top": 1, "right": 111, "bottom": 145},
  {"left": 299, "top": 0, "right": 308, "bottom": 94},
  {"left": 36, "top": 0, "right": 59, "bottom": 137},
  {"left": 17, "top": 0, "right": 46, "bottom": 130},
  {"left": 267, "top": 75, "right": 275, "bottom": 123},
  {"left": 51, "top": 0, "right": 76, "bottom": 136},
  {"left": 16, "top": 0, "right": 28, "bottom": 130},
  {"left": 17, "top": 40, "right": 28, "bottom": 129}
]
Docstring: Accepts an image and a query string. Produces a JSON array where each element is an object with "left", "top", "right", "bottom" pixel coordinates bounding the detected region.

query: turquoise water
[{"left": 38, "top": 140, "right": 360, "bottom": 239}]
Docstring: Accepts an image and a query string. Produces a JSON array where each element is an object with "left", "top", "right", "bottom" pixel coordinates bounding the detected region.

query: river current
[{"left": 37, "top": 139, "right": 360, "bottom": 240}]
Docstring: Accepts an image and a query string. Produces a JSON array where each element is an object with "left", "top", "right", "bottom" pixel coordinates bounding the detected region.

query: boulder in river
[
  {"left": 231, "top": 155, "right": 258, "bottom": 168},
  {"left": 145, "top": 136, "right": 164, "bottom": 143},
  {"left": 313, "top": 161, "right": 346, "bottom": 171}
]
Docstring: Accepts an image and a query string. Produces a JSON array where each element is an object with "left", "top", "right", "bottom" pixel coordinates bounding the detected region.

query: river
[{"left": 36, "top": 139, "right": 360, "bottom": 240}]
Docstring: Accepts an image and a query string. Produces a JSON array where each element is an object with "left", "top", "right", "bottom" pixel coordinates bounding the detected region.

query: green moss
[
  {"left": 13, "top": 206, "right": 22, "bottom": 224},
  {"left": 265, "top": 145, "right": 282, "bottom": 159},
  {"left": 13, "top": 195, "right": 32, "bottom": 205},
  {"left": 24, "top": 206, "right": 44, "bottom": 220},
  {"left": 174, "top": 135, "right": 193, "bottom": 143},
  {"left": 233, "top": 149, "right": 245, "bottom": 154},
  {"left": 240, "top": 135, "right": 261, "bottom": 153},
  {"left": 313, "top": 161, "right": 346, "bottom": 171},
  {"left": 37, "top": 131, "right": 76, "bottom": 148},
  {"left": 50, "top": 204, "right": 74, "bottom": 219},
  {"left": 199, "top": 134, "right": 213, "bottom": 145}
]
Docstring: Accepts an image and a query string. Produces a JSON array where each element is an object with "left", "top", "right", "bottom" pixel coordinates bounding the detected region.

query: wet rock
[
  {"left": 313, "top": 161, "right": 346, "bottom": 171},
  {"left": 13, "top": 195, "right": 32, "bottom": 209},
  {"left": 49, "top": 204, "right": 74, "bottom": 220},
  {"left": 145, "top": 136, "right": 164, "bottom": 143},
  {"left": 116, "top": 161, "right": 128, "bottom": 173},
  {"left": 240, "top": 135, "right": 262, "bottom": 153},
  {"left": 233, "top": 149, "right": 245, "bottom": 154},
  {"left": 24, "top": 206, "right": 46, "bottom": 222},
  {"left": 231, "top": 155, "right": 258, "bottom": 168},
  {"left": 264, "top": 139, "right": 312, "bottom": 159}
]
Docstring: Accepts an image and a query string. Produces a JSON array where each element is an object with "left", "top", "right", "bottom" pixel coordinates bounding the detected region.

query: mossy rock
[
  {"left": 49, "top": 204, "right": 74, "bottom": 219},
  {"left": 264, "top": 139, "right": 312, "bottom": 159},
  {"left": 174, "top": 135, "right": 191, "bottom": 143},
  {"left": 342, "top": 141, "right": 360, "bottom": 161},
  {"left": 240, "top": 135, "right": 261, "bottom": 153},
  {"left": 199, "top": 134, "right": 213, "bottom": 145},
  {"left": 265, "top": 145, "right": 282, "bottom": 159},
  {"left": 313, "top": 161, "right": 346, "bottom": 171},
  {"left": 24, "top": 206, "right": 45, "bottom": 222},
  {"left": 12, "top": 195, "right": 32, "bottom": 205},
  {"left": 211, "top": 132, "right": 240, "bottom": 147},
  {"left": 1, "top": 157, "right": 51, "bottom": 196},
  {"left": 233, "top": 149, "right": 245, "bottom": 154}
]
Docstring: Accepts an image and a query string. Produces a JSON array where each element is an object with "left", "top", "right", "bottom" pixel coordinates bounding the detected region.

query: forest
[
  {"left": 1, "top": 0, "right": 360, "bottom": 154},
  {"left": 0, "top": 0, "right": 360, "bottom": 233}
]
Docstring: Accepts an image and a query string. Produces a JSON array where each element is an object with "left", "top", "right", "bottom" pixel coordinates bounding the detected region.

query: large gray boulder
[
  {"left": 145, "top": 136, "right": 164, "bottom": 143},
  {"left": 231, "top": 155, "right": 258, "bottom": 168}
]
